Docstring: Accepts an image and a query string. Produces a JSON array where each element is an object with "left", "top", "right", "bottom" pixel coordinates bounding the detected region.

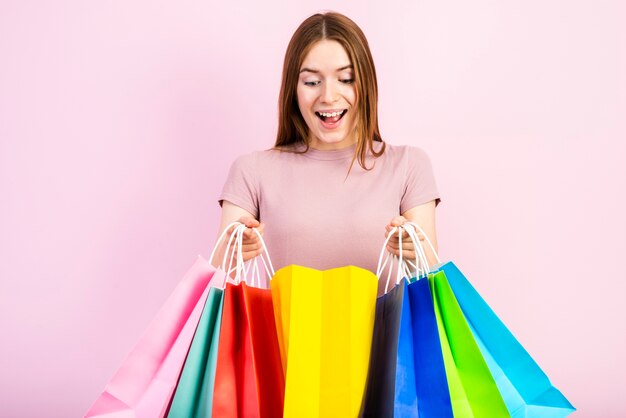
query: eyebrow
[{"left": 299, "top": 64, "right": 353, "bottom": 74}]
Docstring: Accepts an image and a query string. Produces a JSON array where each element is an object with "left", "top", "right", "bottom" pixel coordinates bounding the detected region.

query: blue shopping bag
[
  {"left": 436, "top": 261, "right": 575, "bottom": 417},
  {"left": 405, "top": 277, "right": 454, "bottom": 418}
]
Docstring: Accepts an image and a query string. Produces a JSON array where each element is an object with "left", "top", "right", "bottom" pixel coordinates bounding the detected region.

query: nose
[{"left": 321, "top": 80, "right": 338, "bottom": 103}]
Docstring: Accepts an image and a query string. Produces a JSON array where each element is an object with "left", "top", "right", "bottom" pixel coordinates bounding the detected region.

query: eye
[
  {"left": 341, "top": 79, "right": 354, "bottom": 84},
  {"left": 304, "top": 81, "right": 320, "bottom": 87}
]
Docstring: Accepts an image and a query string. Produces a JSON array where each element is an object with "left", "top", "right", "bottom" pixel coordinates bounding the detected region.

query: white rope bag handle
[
  {"left": 208, "top": 221, "right": 243, "bottom": 269},
  {"left": 208, "top": 221, "right": 276, "bottom": 287},
  {"left": 209, "top": 221, "right": 248, "bottom": 282},
  {"left": 402, "top": 221, "right": 441, "bottom": 281},
  {"left": 401, "top": 223, "right": 431, "bottom": 280},
  {"left": 244, "top": 228, "right": 275, "bottom": 288},
  {"left": 404, "top": 221, "right": 441, "bottom": 265},
  {"left": 375, "top": 226, "right": 396, "bottom": 287},
  {"left": 376, "top": 226, "right": 412, "bottom": 294},
  {"left": 224, "top": 223, "right": 246, "bottom": 283}
]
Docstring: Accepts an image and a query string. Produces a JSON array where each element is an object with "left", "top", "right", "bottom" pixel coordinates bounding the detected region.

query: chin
[
  {"left": 319, "top": 136, "right": 346, "bottom": 144},
  {"left": 317, "top": 137, "right": 349, "bottom": 146}
]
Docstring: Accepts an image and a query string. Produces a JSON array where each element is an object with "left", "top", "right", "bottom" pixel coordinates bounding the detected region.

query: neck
[{"left": 308, "top": 134, "right": 358, "bottom": 151}]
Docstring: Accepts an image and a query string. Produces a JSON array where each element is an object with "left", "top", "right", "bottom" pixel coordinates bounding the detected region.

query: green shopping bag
[
  {"left": 167, "top": 287, "right": 224, "bottom": 418},
  {"left": 430, "top": 270, "right": 510, "bottom": 418}
]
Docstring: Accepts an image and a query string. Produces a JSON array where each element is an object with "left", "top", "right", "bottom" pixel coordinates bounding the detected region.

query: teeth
[{"left": 318, "top": 110, "right": 345, "bottom": 117}]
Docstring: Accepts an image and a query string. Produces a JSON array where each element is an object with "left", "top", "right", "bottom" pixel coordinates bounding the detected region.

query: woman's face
[{"left": 297, "top": 39, "right": 358, "bottom": 150}]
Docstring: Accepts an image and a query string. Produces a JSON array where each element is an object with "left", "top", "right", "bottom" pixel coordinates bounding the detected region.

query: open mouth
[{"left": 315, "top": 109, "right": 347, "bottom": 124}]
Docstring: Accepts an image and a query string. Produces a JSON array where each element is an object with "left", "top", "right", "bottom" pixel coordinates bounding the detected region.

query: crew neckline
[{"left": 292, "top": 142, "right": 358, "bottom": 161}]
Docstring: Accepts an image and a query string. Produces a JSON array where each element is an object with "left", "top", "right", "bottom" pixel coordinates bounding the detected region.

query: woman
[{"left": 215, "top": 12, "right": 440, "bottom": 293}]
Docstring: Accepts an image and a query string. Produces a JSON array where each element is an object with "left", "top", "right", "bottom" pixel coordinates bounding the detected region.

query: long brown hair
[{"left": 275, "top": 12, "right": 385, "bottom": 170}]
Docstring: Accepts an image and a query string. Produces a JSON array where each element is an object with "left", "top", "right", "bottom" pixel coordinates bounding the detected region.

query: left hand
[{"left": 385, "top": 216, "right": 424, "bottom": 260}]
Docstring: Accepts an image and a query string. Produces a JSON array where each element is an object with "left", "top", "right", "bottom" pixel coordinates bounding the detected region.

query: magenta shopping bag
[{"left": 85, "top": 255, "right": 227, "bottom": 418}]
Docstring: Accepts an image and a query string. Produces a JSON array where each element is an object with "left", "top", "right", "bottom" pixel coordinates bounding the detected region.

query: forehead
[{"left": 300, "top": 39, "right": 352, "bottom": 72}]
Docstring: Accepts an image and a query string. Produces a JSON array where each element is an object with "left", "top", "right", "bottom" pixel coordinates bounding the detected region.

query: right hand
[{"left": 225, "top": 216, "right": 265, "bottom": 263}]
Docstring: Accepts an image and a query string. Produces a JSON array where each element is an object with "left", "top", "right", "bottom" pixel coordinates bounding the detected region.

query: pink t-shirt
[{"left": 219, "top": 141, "right": 440, "bottom": 278}]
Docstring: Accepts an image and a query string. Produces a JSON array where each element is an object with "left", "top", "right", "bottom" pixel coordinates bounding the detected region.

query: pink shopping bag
[{"left": 85, "top": 255, "right": 227, "bottom": 418}]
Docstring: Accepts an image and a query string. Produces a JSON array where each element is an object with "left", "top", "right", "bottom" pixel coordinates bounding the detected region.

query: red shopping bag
[{"left": 211, "top": 281, "right": 285, "bottom": 417}]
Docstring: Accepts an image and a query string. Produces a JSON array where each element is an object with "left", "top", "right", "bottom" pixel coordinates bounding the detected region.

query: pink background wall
[{"left": 1, "top": 1, "right": 624, "bottom": 416}]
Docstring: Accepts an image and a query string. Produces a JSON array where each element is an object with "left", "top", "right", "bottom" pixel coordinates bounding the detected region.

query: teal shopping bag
[
  {"left": 437, "top": 262, "right": 575, "bottom": 417},
  {"left": 167, "top": 287, "right": 224, "bottom": 418}
]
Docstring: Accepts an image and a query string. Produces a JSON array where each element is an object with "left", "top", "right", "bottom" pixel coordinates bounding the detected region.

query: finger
[
  {"left": 241, "top": 247, "right": 264, "bottom": 262},
  {"left": 385, "top": 224, "right": 399, "bottom": 237},
  {"left": 243, "top": 246, "right": 264, "bottom": 259},
  {"left": 236, "top": 235, "right": 261, "bottom": 250},
  {"left": 230, "top": 245, "right": 264, "bottom": 263},
  {"left": 400, "top": 234, "right": 414, "bottom": 243},
  {"left": 385, "top": 216, "right": 403, "bottom": 232},
  {"left": 242, "top": 228, "right": 255, "bottom": 240},
  {"left": 242, "top": 221, "right": 266, "bottom": 240},
  {"left": 389, "top": 241, "right": 415, "bottom": 251},
  {"left": 238, "top": 216, "right": 260, "bottom": 228},
  {"left": 386, "top": 221, "right": 400, "bottom": 235},
  {"left": 385, "top": 229, "right": 412, "bottom": 242},
  {"left": 386, "top": 246, "right": 417, "bottom": 260},
  {"left": 385, "top": 227, "right": 402, "bottom": 239},
  {"left": 402, "top": 250, "right": 417, "bottom": 260},
  {"left": 242, "top": 226, "right": 264, "bottom": 240},
  {"left": 240, "top": 242, "right": 261, "bottom": 252},
  {"left": 388, "top": 241, "right": 415, "bottom": 251},
  {"left": 385, "top": 228, "right": 394, "bottom": 238},
  {"left": 401, "top": 228, "right": 424, "bottom": 242},
  {"left": 228, "top": 239, "right": 260, "bottom": 251},
  {"left": 227, "top": 223, "right": 239, "bottom": 235},
  {"left": 388, "top": 216, "right": 405, "bottom": 228},
  {"left": 406, "top": 231, "right": 425, "bottom": 241}
]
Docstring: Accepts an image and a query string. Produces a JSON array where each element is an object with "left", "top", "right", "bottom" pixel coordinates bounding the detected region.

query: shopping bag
[
  {"left": 403, "top": 276, "right": 454, "bottom": 417},
  {"left": 211, "top": 223, "right": 285, "bottom": 418},
  {"left": 211, "top": 282, "right": 285, "bottom": 418},
  {"left": 272, "top": 265, "right": 378, "bottom": 418},
  {"left": 360, "top": 231, "right": 413, "bottom": 418},
  {"left": 403, "top": 220, "right": 574, "bottom": 416},
  {"left": 360, "top": 280, "right": 404, "bottom": 417},
  {"left": 438, "top": 261, "right": 576, "bottom": 417},
  {"left": 360, "top": 278, "right": 453, "bottom": 418},
  {"left": 361, "top": 224, "right": 452, "bottom": 417},
  {"left": 166, "top": 286, "right": 224, "bottom": 418},
  {"left": 431, "top": 269, "right": 510, "bottom": 417},
  {"left": 85, "top": 255, "right": 227, "bottom": 418}
]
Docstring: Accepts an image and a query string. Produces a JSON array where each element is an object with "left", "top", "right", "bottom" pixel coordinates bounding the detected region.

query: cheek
[
  {"left": 345, "top": 86, "right": 357, "bottom": 104},
  {"left": 296, "top": 88, "right": 312, "bottom": 114}
]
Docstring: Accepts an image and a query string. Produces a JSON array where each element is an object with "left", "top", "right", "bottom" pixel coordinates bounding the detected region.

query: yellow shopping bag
[{"left": 271, "top": 265, "right": 378, "bottom": 418}]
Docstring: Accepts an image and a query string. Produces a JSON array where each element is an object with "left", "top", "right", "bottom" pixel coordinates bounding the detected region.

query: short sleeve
[
  {"left": 400, "top": 146, "right": 441, "bottom": 214},
  {"left": 218, "top": 152, "right": 260, "bottom": 218}
]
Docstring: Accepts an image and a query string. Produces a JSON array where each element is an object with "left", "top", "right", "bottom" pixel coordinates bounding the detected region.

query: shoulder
[
  {"left": 381, "top": 142, "right": 433, "bottom": 164},
  {"left": 230, "top": 149, "right": 264, "bottom": 165},
  {"left": 229, "top": 148, "right": 283, "bottom": 169}
]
